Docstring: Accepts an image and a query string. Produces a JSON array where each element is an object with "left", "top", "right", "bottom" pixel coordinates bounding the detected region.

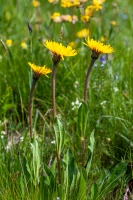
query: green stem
[
  {"left": 29, "top": 78, "right": 37, "bottom": 139},
  {"left": 81, "top": 138, "right": 85, "bottom": 167},
  {"left": 52, "top": 63, "right": 57, "bottom": 118},
  {"left": 57, "top": 151, "right": 61, "bottom": 184},
  {"left": 84, "top": 58, "right": 96, "bottom": 103}
]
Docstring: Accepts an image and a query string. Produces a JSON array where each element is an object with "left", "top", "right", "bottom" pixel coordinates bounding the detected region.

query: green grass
[{"left": 0, "top": 0, "right": 133, "bottom": 199}]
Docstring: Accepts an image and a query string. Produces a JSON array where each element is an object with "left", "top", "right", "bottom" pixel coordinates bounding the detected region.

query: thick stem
[
  {"left": 29, "top": 78, "right": 37, "bottom": 139},
  {"left": 84, "top": 58, "right": 96, "bottom": 103},
  {"left": 81, "top": 138, "right": 85, "bottom": 167},
  {"left": 52, "top": 63, "right": 57, "bottom": 118}
]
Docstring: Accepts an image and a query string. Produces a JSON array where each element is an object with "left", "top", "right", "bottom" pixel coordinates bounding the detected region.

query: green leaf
[
  {"left": 98, "top": 162, "right": 127, "bottom": 199},
  {"left": 86, "top": 130, "right": 95, "bottom": 175},
  {"left": 53, "top": 117, "right": 64, "bottom": 155},
  {"left": 90, "top": 183, "right": 99, "bottom": 200},
  {"left": 78, "top": 102, "right": 88, "bottom": 138},
  {"left": 64, "top": 148, "right": 75, "bottom": 185},
  {"left": 77, "top": 173, "right": 87, "bottom": 200}
]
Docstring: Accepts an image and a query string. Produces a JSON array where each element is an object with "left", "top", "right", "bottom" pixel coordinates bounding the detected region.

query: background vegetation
[{"left": 0, "top": 0, "right": 133, "bottom": 199}]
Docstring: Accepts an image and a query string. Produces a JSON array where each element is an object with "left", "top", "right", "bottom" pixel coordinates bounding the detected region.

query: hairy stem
[
  {"left": 52, "top": 63, "right": 57, "bottom": 118},
  {"left": 84, "top": 58, "right": 96, "bottom": 103},
  {"left": 29, "top": 78, "right": 37, "bottom": 139}
]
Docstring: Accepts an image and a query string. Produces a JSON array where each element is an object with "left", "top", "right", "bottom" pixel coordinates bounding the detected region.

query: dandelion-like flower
[
  {"left": 83, "top": 38, "right": 114, "bottom": 59},
  {"left": 6, "top": 39, "right": 12, "bottom": 47},
  {"left": 77, "top": 28, "right": 89, "bottom": 38},
  {"left": 61, "top": 0, "right": 80, "bottom": 8},
  {"left": 32, "top": 0, "right": 40, "bottom": 7},
  {"left": 21, "top": 42, "right": 28, "bottom": 50},
  {"left": 93, "top": 0, "right": 105, "bottom": 10},
  {"left": 110, "top": 21, "right": 117, "bottom": 26},
  {"left": 48, "top": 0, "right": 59, "bottom": 3},
  {"left": 44, "top": 40, "right": 77, "bottom": 64},
  {"left": 28, "top": 62, "right": 52, "bottom": 79}
]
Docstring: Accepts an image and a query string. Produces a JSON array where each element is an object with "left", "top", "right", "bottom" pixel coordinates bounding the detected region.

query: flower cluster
[{"left": 51, "top": 12, "right": 78, "bottom": 24}]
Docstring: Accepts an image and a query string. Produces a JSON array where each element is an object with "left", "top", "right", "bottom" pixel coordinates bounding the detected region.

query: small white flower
[
  {"left": 51, "top": 140, "right": 56, "bottom": 144},
  {"left": 100, "top": 101, "right": 107, "bottom": 106},
  {"left": 20, "top": 136, "right": 24, "bottom": 142},
  {"left": 71, "top": 98, "right": 81, "bottom": 110},
  {"left": 113, "top": 87, "right": 119, "bottom": 92},
  {"left": 74, "top": 81, "right": 79, "bottom": 88}
]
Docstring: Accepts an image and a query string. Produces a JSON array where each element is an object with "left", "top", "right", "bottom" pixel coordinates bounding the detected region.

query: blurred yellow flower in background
[
  {"left": 77, "top": 28, "right": 89, "bottom": 38},
  {"left": 93, "top": 0, "right": 105, "bottom": 10},
  {"left": 48, "top": 0, "right": 59, "bottom": 3},
  {"left": 6, "top": 39, "right": 12, "bottom": 47},
  {"left": 21, "top": 42, "right": 28, "bottom": 50},
  {"left": 110, "top": 21, "right": 117, "bottom": 26},
  {"left": 61, "top": 0, "right": 80, "bottom": 8},
  {"left": 32, "top": 0, "right": 40, "bottom": 7}
]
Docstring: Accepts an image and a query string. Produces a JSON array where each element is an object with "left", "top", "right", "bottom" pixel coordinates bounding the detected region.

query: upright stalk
[
  {"left": 29, "top": 78, "right": 37, "bottom": 139},
  {"left": 84, "top": 58, "right": 96, "bottom": 103},
  {"left": 52, "top": 63, "right": 57, "bottom": 118},
  {"left": 51, "top": 62, "right": 62, "bottom": 183},
  {"left": 82, "top": 57, "right": 96, "bottom": 166},
  {"left": 81, "top": 138, "right": 85, "bottom": 166}
]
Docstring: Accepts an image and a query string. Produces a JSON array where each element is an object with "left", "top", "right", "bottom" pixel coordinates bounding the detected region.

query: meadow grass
[{"left": 0, "top": 0, "right": 133, "bottom": 199}]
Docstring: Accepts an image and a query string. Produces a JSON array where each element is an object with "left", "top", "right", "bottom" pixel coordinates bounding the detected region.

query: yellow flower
[
  {"left": 93, "top": 0, "right": 105, "bottom": 10},
  {"left": 21, "top": 42, "right": 28, "bottom": 49},
  {"left": 100, "top": 36, "right": 105, "bottom": 42},
  {"left": 28, "top": 62, "right": 52, "bottom": 78},
  {"left": 61, "top": 0, "right": 80, "bottom": 8},
  {"left": 68, "top": 41, "right": 76, "bottom": 48},
  {"left": 32, "top": 0, "right": 40, "bottom": 7},
  {"left": 44, "top": 40, "right": 77, "bottom": 62},
  {"left": 77, "top": 28, "right": 89, "bottom": 38},
  {"left": 51, "top": 12, "right": 60, "bottom": 19},
  {"left": 83, "top": 38, "right": 114, "bottom": 59},
  {"left": 48, "top": 0, "right": 59, "bottom": 3},
  {"left": 81, "top": 15, "right": 90, "bottom": 23},
  {"left": 85, "top": 5, "right": 95, "bottom": 16},
  {"left": 6, "top": 39, "right": 12, "bottom": 47},
  {"left": 110, "top": 21, "right": 116, "bottom": 26}
]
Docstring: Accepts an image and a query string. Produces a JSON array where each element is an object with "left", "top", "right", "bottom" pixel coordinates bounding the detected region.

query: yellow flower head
[
  {"left": 81, "top": 15, "right": 90, "bottom": 23},
  {"left": 21, "top": 42, "right": 28, "bottom": 50},
  {"left": 110, "top": 21, "right": 116, "bottom": 26},
  {"left": 77, "top": 28, "right": 89, "bottom": 38},
  {"left": 44, "top": 40, "right": 77, "bottom": 63},
  {"left": 83, "top": 38, "right": 114, "bottom": 59},
  {"left": 6, "top": 39, "right": 12, "bottom": 47},
  {"left": 32, "top": 0, "right": 40, "bottom": 7},
  {"left": 61, "top": 0, "right": 80, "bottom": 8},
  {"left": 85, "top": 5, "right": 95, "bottom": 16},
  {"left": 51, "top": 12, "right": 60, "bottom": 19},
  {"left": 28, "top": 62, "right": 52, "bottom": 79},
  {"left": 93, "top": 0, "right": 105, "bottom": 11},
  {"left": 48, "top": 0, "right": 59, "bottom": 3}
]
